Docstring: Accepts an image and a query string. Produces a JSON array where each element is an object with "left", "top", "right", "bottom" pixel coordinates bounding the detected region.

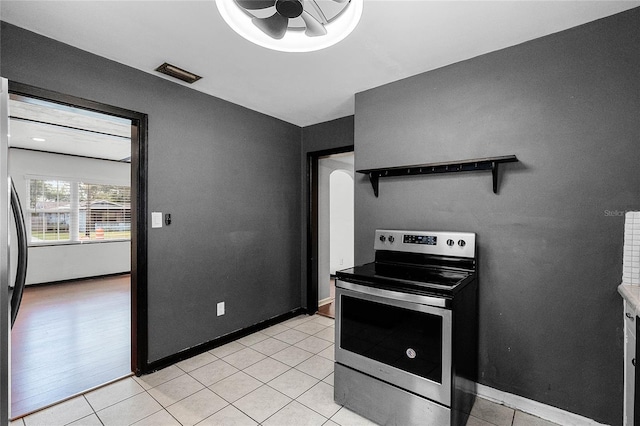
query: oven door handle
[{"left": 336, "top": 280, "right": 450, "bottom": 308}]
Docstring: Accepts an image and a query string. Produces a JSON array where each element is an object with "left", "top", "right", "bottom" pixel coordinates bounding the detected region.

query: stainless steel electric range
[{"left": 334, "top": 229, "right": 478, "bottom": 426}]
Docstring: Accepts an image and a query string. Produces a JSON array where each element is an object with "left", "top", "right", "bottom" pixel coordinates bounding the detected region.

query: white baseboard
[
  {"left": 476, "top": 383, "right": 608, "bottom": 426},
  {"left": 318, "top": 297, "right": 333, "bottom": 307}
]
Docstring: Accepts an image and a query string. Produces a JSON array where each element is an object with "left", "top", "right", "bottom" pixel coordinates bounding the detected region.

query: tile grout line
[
  {"left": 163, "top": 317, "right": 333, "bottom": 426},
  {"left": 141, "top": 383, "right": 180, "bottom": 425},
  {"left": 221, "top": 319, "right": 337, "bottom": 426},
  {"left": 262, "top": 372, "right": 335, "bottom": 422},
  {"left": 22, "top": 315, "right": 336, "bottom": 426},
  {"left": 80, "top": 393, "right": 104, "bottom": 425}
]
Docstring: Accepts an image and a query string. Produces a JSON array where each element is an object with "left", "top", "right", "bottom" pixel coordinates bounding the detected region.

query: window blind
[{"left": 27, "top": 178, "right": 131, "bottom": 245}]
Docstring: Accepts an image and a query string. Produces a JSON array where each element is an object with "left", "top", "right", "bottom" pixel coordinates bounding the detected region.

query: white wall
[
  {"left": 329, "top": 170, "right": 354, "bottom": 274},
  {"left": 9, "top": 148, "right": 131, "bottom": 284},
  {"left": 317, "top": 152, "right": 354, "bottom": 301}
]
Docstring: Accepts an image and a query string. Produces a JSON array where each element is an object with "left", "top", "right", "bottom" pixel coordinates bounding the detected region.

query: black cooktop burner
[{"left": 336, "top": 261, "right": 475, "bottom": 296}]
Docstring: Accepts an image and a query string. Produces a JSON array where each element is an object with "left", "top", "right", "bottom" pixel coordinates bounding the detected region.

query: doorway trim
[
  {"left": 306, "top": 145, "right": 354, "bottom": 313},
  {"left": 8, "top": 81, "right": 149, "bottom": 375}
]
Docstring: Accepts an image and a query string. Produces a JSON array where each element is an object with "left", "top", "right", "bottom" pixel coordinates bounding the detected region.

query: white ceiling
[
  {"left": 9, "top": 96, "right": 132, "bottom": 161},
  {"left": 2, "top": 1, "right": 638, "bottom": 127}
]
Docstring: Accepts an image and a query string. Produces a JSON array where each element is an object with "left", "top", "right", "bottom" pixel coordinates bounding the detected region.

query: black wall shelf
[{"left": 357, "top": 155, "right": 519, "bottom": 197}]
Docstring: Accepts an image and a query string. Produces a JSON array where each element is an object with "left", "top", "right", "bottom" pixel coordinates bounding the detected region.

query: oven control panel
[
  {"left": 403, "top": 234, "right": 437, "bottom": 245},
  {"left": 374, "top": 229, "right": 476, "bottom": 258}
]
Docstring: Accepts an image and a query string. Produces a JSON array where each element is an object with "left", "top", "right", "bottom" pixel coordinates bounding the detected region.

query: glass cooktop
[{"left": 336, "top": 261, "right": 475, "bottom": 296}]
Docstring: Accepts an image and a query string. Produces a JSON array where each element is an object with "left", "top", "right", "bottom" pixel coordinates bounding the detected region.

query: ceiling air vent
[{"left": 155, "top": 62, "right": 202, "bottom": 84}]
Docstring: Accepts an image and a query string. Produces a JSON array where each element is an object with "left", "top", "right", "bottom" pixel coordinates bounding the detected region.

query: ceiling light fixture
[
  {"left": 216, "top": 0, "right": 363, "bottom": 52},
  {"left": 32, "top": 137, "right": 46, "bottom": 142}
]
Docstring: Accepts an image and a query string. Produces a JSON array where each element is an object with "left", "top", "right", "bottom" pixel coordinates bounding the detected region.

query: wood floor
[{"left": 10, "top": 274, "right": 132, "bottom": 419}]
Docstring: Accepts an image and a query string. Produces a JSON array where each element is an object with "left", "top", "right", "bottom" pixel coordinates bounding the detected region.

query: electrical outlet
[{"left": 217, "top": 302, "right": 225, "bottom": 316}]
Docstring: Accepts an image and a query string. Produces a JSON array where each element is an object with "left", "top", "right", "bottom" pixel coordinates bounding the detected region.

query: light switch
[{"left": 151, "top": 212, "right": 163, "bottom": 228}]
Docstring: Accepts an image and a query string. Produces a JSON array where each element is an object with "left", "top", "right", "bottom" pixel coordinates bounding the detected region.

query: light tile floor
[{"left": 10, "top": 314, "right": 560, "bottom": 426}]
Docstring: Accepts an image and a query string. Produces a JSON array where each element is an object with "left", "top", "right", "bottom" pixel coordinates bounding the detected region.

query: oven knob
[
  {"left": 458, "top": 239, "right": 466, "bottom": 247},
  {"left": 446, "top": 239, "right": 454, "bottom": 246},
  {"left": 388, "top": 236, "right": 395, "bottom": 243},
  {"left": 406, "top": 348, "right": 416, "bottom": 359},
  {"left": 379, "top": 235, "right": 386, "bottom": 242}
]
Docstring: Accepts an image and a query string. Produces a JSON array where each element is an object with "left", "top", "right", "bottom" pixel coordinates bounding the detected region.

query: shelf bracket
[
  {"left": 491, "top": 161, "right": 498, "bottom": 194},
  {"left": 369, "top": 172, "right": 379, "bottom": 197}
]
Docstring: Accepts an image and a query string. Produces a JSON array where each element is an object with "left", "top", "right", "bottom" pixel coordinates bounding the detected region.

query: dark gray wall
[
  {"left": 1, "top": 22, "right": 303, "bottom": 363},
  {"left": 302, "top": 116, "right": 354, "bottom": 154},
  {"left": 354, "top": 8, "right": 640, "bottom": 425},
  {"left": 300, "top": 117, "right": 354, "bottom": 307}
]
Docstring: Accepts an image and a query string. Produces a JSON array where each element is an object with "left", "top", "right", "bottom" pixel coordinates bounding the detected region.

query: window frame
[{"left": 26, "top": 175, "right": 131, "bottom": 247}]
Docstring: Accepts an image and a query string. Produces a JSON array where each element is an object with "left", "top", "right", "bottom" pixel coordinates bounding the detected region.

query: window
[{"left": 28, "top": 178, "right": 131, "bottom": 245}]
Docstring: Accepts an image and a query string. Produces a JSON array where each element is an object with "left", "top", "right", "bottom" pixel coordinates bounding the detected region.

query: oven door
[{"left": 335, "top": 280, "right": 452, "bottom": 406}]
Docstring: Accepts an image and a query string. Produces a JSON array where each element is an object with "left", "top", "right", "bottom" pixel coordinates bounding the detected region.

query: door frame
[
  {"left": 306, "top": 145, "right": 354, "bottom": 313},
  {"left": 7, "top": 81, "right": 149, "bottom": 375}
]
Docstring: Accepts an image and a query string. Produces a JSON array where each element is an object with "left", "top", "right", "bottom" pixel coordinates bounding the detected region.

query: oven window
[{"left": 340, "top": 295, "right": 443, "bottom": 383}]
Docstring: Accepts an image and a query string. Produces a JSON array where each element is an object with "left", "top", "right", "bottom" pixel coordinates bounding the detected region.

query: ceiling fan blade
[
  {"left": 252, "top": 13, "right": 289, "bottom": 39},
  {"left": 301, "top": 11, "right": 327, "bottom": 37},
  {"left": 241, "top": 5, "right": 276, "bottom": 19},
  {"left": 236, "top": 0, "right": 276, "bottom": 10}
]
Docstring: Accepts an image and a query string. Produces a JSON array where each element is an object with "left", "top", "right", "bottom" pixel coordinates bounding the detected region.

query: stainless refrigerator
[{"left": 1, "top": 77, "right": 29, "bottom": 425}]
